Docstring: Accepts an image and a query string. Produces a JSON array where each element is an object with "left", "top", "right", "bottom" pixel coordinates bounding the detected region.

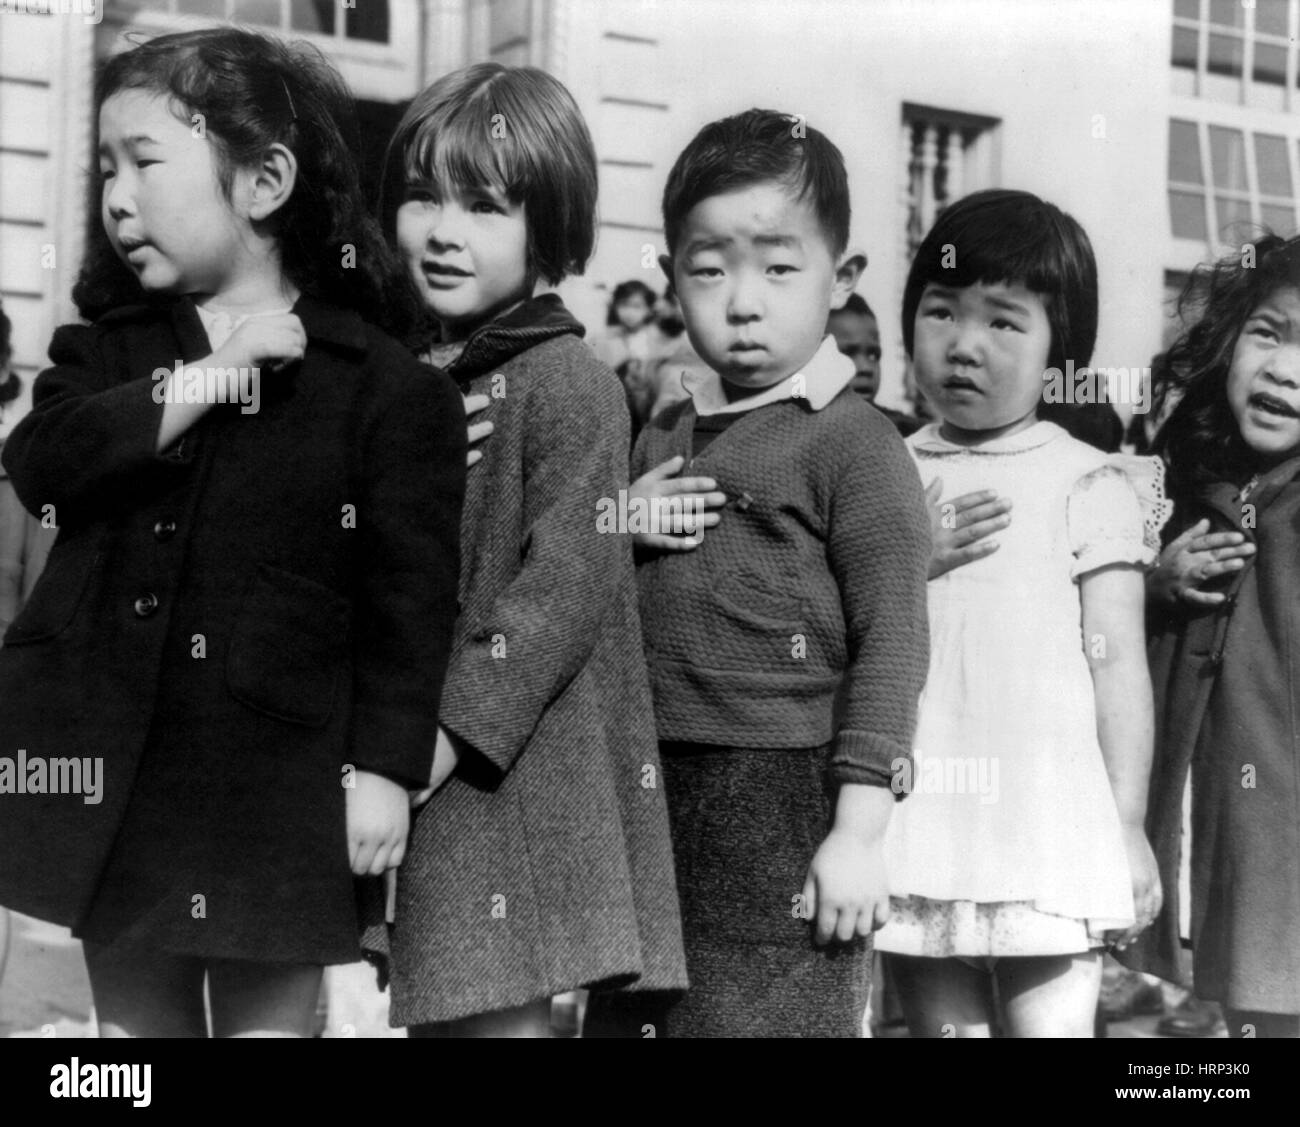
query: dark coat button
[
  {"left": 153, "top": 518, "right": 177, "bottom": 541},
  {"left": 133, "top": 593, "right": 159, "bottom": 618},
  {"left": 1204, "top": 650, "right": 1224, "bottom": 672}
]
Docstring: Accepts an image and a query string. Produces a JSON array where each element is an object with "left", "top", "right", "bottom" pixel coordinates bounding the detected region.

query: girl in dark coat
[
  {"left": 372, "top": 62, "right": 688, "bottom": 1035},
  {"left": 0, "top": 30, "right": 465, "bottom": 1037},
  {"left": 1129, "top": 234, "right": 1300, "bottom": 1037}
]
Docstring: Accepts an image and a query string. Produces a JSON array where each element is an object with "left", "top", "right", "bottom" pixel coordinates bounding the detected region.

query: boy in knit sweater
[{"left": 587, "top": 110, "right": 931, "bottom": 1037}]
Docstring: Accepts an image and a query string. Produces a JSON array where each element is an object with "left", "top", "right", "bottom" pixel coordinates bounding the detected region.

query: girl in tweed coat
[{"left": 373, "top": 63, "right": 688, "bottom": 1036}]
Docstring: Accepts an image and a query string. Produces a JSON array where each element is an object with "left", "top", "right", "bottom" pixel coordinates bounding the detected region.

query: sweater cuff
[{"left": 827, "top": 729, "right": 910, "bottom": 790}]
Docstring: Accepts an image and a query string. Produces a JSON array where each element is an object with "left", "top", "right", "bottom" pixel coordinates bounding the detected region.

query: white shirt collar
[{"left": 684, "top": 335, "right": 856, "bottom": 417}]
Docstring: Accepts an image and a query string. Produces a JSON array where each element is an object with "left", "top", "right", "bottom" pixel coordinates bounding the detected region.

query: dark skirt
[{"left": 587, "top": 741, "right": 870, "bottom": 1038}]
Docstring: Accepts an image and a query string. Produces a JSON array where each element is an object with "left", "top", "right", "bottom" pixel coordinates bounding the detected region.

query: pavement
[{"left": 0, "top": 910, "right": 1225, "bottom": 1039}]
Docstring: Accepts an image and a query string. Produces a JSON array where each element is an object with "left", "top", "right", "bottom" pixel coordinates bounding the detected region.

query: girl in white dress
[{"left": 876, "top": 190, "right": 1166, "bottom": 1037}]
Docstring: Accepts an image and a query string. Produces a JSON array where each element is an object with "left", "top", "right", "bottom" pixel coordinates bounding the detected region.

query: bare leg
[
  {"left": 886, "top": 954, "right": 995, "bottom": 1038},
  {"left": 207, "top": 959, "right": 323, "bottom": 1038},
  {"left": 83, "top": 941, "right": 207, "bottom": 1038},
  {"left": 1223, "top": 1008, "right": 1300, "bottom": 1038},
  {"left": 998, "top": 953, "right": 1101, "bottom": 1038},
  {"left": 409, "top": 999, "right": 554, "bottom": 1038}
]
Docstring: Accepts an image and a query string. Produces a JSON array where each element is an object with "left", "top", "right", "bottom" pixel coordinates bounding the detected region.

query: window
[
  {"left": 1172, "top": 0, "right": 1296, "bottom": 100},
  {"left": 1168, "top": 118, "right": 1299, "bottom": 242},
  {"left": 902, "top": 106, "right": 999, "bottom": 258},
  {"left": 107, "top": 0, "right": 389, "bottom": 43}
]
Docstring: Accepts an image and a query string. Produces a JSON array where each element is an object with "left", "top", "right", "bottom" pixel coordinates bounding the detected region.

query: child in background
[
  {"left": 376, "top": 62, "right": 686, "bottom": 1037},
  {"left": 0, "top": 29, "right": 465, "bottom": 1037},
  {"left": 589, "top": 109, "right": 931, "bottom": 1037},
  {"left": 1127, "top": 233, "right": 1300, "bottom": 1037},
  {"left": 876, "top": 189, "right": 1166, "bottom": 1037},
  {"left": 828, "top": 291, "right": 921, "bottom": 435},
  {"left": 595, "top": 280, "right": 659, "bottom": 435},
  {"left": 594, "top": 279, "right": 658, "bottom": 372},
  {"left": 827, "top": 291, "right": 883, "bottom": 401}
]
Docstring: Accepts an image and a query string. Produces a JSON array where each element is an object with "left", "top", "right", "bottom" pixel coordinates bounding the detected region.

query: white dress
[{"left": 876, "top": 421, "right": 1170, "bottom": 958}]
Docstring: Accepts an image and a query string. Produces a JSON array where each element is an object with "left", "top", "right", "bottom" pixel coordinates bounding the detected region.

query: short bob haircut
[
  {"left": 1155, "top": 231, "right": 1300, "bottom": 497},
  {"left": 73, "top": 28, "right": 413, "bottom": 334},
  {"left": 661, "top": 108, "right": 851, "bottom": 259},
  {"left": 901, "top": 188, "right": 1098, "bottom": 378},
  {"left": 381, "top": 63, "right": 598, "bottom": 287}
]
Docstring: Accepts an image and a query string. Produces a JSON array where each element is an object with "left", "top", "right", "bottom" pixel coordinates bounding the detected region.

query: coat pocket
[
  {"left": 1, "top": 526, "right": 101, "bottom": 645},
  {"left": 226, "top": 563, "right": 351, "bottom": 727}
]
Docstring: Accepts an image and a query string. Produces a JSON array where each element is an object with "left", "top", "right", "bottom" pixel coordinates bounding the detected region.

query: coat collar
[
  {"left": 1197, "top": 453, "right": 1300, "bottom": 533},
  {"left": 441, "top": 294, "right": 585, "bottom": 383},
  {"left": 96, "top": 295, "right": 370, "bottom": 361}
]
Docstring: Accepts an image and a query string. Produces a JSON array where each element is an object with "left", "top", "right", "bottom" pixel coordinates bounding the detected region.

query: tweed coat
[
  {"left": 0, "top": 296, "right": 465, "bottom": 964},
  {"left": 374, "top": 295, "right": 688, "bottom": 1025},
  {"left": 1123, "top": 455, "right": 1300, "bottom": 1012}
]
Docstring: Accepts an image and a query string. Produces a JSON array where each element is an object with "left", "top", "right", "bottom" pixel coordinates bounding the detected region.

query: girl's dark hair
[
  {"left": 661, "top": 108, "right": 850, "bottom": 258},
  {"left": 1155, "top": 232, "right": 1300, "bottom": 496},
  {"left": 902, "top": 189, "right": 1098, "bottom": 375},
  {"left": 606, "top": 279, "right": 657, "bottom": 326},
  {"left": 74, "top": 28, "right": 418, "bottom": 336},
  {"left": 380, "top": 62, "right": 599, "bottom": 288}
]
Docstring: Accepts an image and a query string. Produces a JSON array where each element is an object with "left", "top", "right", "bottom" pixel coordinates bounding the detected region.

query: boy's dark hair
[
  {"left": 74, "top": 28, "right": 417, "bottom": 335},
  {"left": 661, "top": 108, "right": 850, "bottom": 258},
  {"left": 901, "top": 189, "right": 1098, "bottom": 377},
  {"left": 1156, "top": 232, "right": 1300, "bottom": 497},
  {"left": 607, "top": 279, "right": 658, "bottom": 325},
  {"left": 381, "top": 63, "right": 598, "bottom": 288},
  {"left": 832, "top": 292, "right": 876, "bottom": 321}
]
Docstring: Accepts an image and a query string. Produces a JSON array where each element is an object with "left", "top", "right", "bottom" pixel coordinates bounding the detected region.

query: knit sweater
[{"left": 631, "top": 346, "right": 931, "bottom": 786}]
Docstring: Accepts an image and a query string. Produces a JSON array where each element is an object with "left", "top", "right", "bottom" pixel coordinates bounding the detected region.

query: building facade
[{"left": 1, "top": 0, "right": 1290, "bottom": 421}]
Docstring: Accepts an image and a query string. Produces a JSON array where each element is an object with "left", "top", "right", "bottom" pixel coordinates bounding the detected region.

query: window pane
[
  {"left": 177, "top": 0, "right": 225, "bottom": 15},
  {"left": 1254, "top": 40, "right": 1288, "bottom": 84},
  {"left": 1170, "top": 189, "right": 1209, "bottom": 239},
  {"left": 1209, "top": 125, "right": 1249, "bottom": 190},
  {"left": 1255, "top": 133, "right": 1292, "bottom": 195},
  {"left": 1172, "top": 24, "right": 1199, "bottom": 69},
  {"left": 1174, "top": 0, "right": 1199, "bottom": 18},
  {"left": 232, "top": 0, "right": 279, "bottom": 24},
  {"left": 1209, "top": 0, "right": 1243, "bottom": 27},
  {"left": 1207, "top": 32, "right": 1244, "bottom": 76},
  {"left": 1260, "top": 201, "right": 1296, "bottom": 234},
  {"left": 1169, "top": 120, "right": 1203, "bottom": 184},
  {"left": 345, "top": 0, "right": 388, "bottom": 41},
  {"left": 1215, "top": 194, "right": 1254, "bottom": 235},
  {"left": 290, "top": 0, "right": 334, "bottom": 33},
  {"left": 1255, "top": 0, "right": 1290, "bottom": 36}
]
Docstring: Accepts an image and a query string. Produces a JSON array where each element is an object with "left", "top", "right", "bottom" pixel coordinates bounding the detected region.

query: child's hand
[
  {"left": 1110, "top": 825, "right": 1163, "bottom": 950},
  {"left": 410, "top": 726, "right": 463, "bottom": 809},
  {"left": 346, "top": 769, "right": 410, "bottom": 876},
  {"left": 629, "top": 455, "right": 727, "bottom": 552},
  {"left": 1148, "top": 518, "right": 1254, "bottom": 606},
  {"left": 217, "top": 313, "right": 306, "bottom": 373},
  {"left": 925, "top": 476, "right": 1011, "bottom": 579},
  {"left": 463, "top": 393, "right": 494, "bottom": 468},
  {"left": 801, "top": 830, "right": 890, "bottom": 946}
]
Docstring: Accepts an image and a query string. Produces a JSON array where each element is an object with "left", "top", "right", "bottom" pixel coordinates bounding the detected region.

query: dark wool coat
[
  {"left": 371, "top": 296, "right": 688, "bottom": 1025},
  {"left": 0, "top": 296, "right": 465, "bottom": 964},
  {"left": 1123, "top": 456, "right": 1300, "bottom": 1013}
]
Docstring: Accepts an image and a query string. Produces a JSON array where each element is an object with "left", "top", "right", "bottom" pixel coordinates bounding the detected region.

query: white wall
[{"left": 561, "top": 0, "right": 1171, "bottom": 411}]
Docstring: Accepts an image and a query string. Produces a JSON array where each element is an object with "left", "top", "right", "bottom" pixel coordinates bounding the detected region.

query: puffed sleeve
[{"left": 1067, "top": 454, "right": 1172, "bottom": 580}]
